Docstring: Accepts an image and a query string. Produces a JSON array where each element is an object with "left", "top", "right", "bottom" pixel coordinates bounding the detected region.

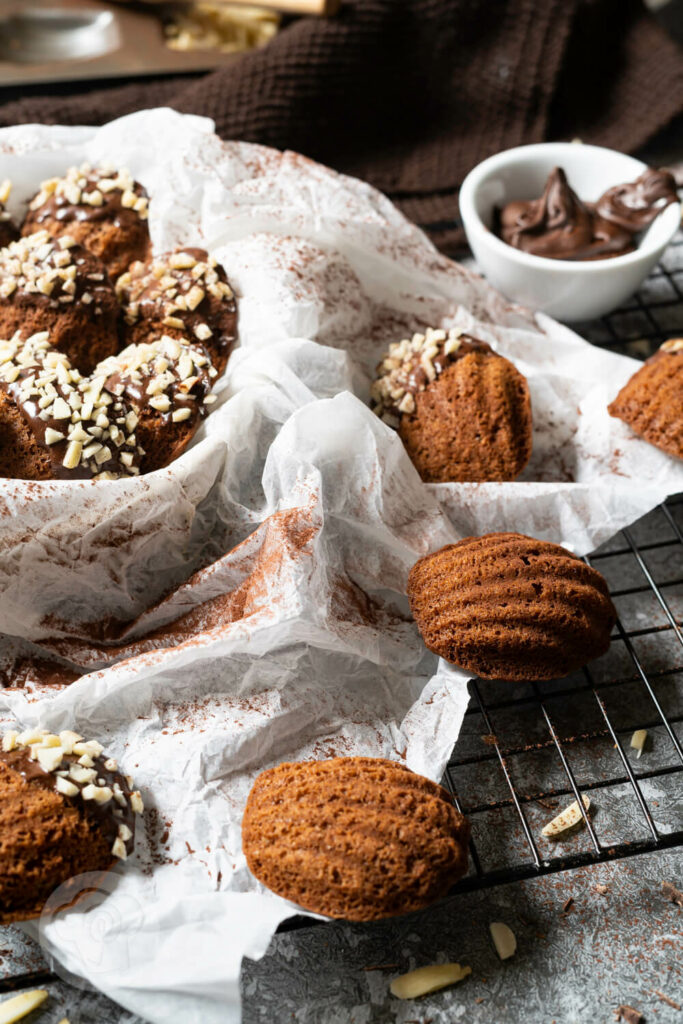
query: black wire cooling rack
[{"left": 444, "top": 230, "right": 683, "bottom": 894}]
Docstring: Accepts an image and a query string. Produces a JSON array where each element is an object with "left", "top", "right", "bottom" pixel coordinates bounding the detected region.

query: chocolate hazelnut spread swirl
[
  {"left": 497, "top": 166, "right": 679, "bottom": 261},
  {"left": 0, "top": 728, "right": 143, "bottom": 861}
]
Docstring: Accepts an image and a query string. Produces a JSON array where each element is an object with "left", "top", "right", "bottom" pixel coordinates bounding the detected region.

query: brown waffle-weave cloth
[{"left": 1, "top": 0, "right": 681, "bottom": 255}]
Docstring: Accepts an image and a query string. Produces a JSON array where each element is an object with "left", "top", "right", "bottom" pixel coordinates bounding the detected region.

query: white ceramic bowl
[{"left": 459, "top": 142, "right": 681, "bottom": 321}]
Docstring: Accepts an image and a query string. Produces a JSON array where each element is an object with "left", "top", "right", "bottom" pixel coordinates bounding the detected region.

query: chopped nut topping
[
  {"left": 371, "top": 326, "right": 490, "bottom": 424},
  {"left": 116, "top": 249, "right": 234, "bottom": 355},
  {"left": 96, "top": 334, "right": 214, "bottom": 425},
  {"left": 0, "top": 230, "right": 109, "bottom": 312},
  {"left": 0, "top": 331, "right": 141, "bottom": 479},
  {"left": 30, "top": 163, "right": 149, "bottom": 221},
  {"left": 661, "top": 338, "right": 683, "bottom": 354}
]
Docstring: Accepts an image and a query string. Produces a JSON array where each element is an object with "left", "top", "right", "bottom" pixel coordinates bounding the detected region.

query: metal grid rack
[{"left": 444, "top": 230, "right": 683, "bottom": 895}]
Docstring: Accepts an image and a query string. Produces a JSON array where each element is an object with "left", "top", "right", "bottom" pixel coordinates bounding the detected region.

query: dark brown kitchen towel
[{"left": 1, "top": 0, "right": 681, "bottom": 255}]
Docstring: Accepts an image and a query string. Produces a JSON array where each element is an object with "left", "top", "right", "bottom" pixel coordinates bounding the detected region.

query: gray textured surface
[{"left": 1, "top": 848, "right": 681, "bottom": 1023}]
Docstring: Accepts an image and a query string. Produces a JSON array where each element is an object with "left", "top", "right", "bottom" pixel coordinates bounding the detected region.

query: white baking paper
[{"left": 0, "top": 109, "right": 680, "bottom": 1023}]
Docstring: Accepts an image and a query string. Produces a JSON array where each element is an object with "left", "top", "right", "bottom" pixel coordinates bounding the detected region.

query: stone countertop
[{"left": 2, "top": 848, "right": 680, "bottom": 1023}]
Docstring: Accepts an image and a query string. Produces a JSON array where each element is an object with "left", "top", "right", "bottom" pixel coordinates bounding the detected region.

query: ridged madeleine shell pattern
[
  {"left": 608, "top": 347, "right": 683, "bottom": 460},
  {"left": 407, "top": 533, "right": 616, "bottom": 681},
  {"left": 399, "top": 351, "right": 532, "bottom": 482},
  {"left": 242, "top": 757, "right": 470, "bottom": 921}
]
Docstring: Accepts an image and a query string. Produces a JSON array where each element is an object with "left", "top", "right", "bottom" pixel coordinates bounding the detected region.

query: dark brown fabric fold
[{"left": 0, "top": 0, "right": 681, "bottom": 255}]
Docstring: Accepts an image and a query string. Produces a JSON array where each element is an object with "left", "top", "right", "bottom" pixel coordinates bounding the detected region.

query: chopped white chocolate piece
[
  {"left": 112, "top": 836, "right": 128, "bottom": 860},
  {"left": 130, "top": 790, "right": 144, "bottom": 814},
  {"left": 1, "top": 731, "right": 17, "bottom": 752},
  {"left": 58, "top": 729, "right": 83, "bottom": 754},
  {"left": 55, "top": 775, "right": 79, "bottom": 797}
]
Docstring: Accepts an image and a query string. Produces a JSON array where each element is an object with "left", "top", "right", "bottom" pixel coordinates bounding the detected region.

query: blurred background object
[
  {"left": 0, "top": 1, "right": 292, "bottom": 85},
  {"left": 0, "top": 0, "right": 681, "bottom": 259}
]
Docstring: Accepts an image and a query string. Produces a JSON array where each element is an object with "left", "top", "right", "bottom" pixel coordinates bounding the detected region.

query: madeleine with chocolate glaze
[
  {"left": 95, "top": 334, "right": 219, "bottom": 474},
  {"left": 0, "top": 179, "right": 19, "bottom": 249},
  {"left": 0, "top": 332, "right": 143, "bottom": 481},
  {"left": 23, "top": 164, "right": 150, "bottom": 281},
  {"left": 371, "top": 327, "right": 532, "bottom": 482},
  {"left": 243, "top": 757, "right": 470, "bottom": 921},
  {"left": 117, "top": 248, "right": 237, "bottom": 377},
  {"left": 408, "top": 533, "right": 616, "bottom": 681},
  {"left": 0, "top": 230, "right": 119, "bottom": 374},
  {"left": 608, "top": 338, "right": 683, "bottom": 459},
  {"left": 0, "top": 726, "right": 143, "bottom": 924}
]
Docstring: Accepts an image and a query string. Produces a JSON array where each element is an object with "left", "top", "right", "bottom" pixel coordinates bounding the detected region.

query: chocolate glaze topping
[
  {"left": 26, "top": 164, "right": 149, "bottom": 233},
  {"left": 0, "top": 332, "right": 142, "bottom": 480},
  {"left": 497, "top": 166, "right": 678, "bottom": 261},
  {"left": 117, "top": 247, "right": 237, "bottom": 369}
]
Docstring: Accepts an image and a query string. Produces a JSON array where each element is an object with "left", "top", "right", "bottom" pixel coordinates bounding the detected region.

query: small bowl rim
[{"left": 459, "top": 141, "right": 681, "bottom": 274}]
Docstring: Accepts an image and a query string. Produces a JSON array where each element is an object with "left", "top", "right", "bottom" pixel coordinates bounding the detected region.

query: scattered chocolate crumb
[
  {"left": 475, "top": 997, "right": 485, "bottom": 1004},
  {"left": 662, "top": 881, "right": 683, "bottom": 907},
  {"left": 615, "top": 1005, "right": 644, "bottom": 1024},
  {"left": 362, "top": 963, "right": 399, "bottom": 972},
  {"left": 536, "top": 797, "right": 559, "bottom": 810},
  {"left": 481, "top": 734, "right": 498, "bottom": 746},
  {"left": 595, "top": 884, "right": 610, "bottom": 895},
  {"left": 654, "top": 990, "right": 680, "bottom": 1011}
]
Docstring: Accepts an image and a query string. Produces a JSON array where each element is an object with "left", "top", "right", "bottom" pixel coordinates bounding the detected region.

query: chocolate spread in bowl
[{"left": 496, "top": 166, "right": 678, "bottom": 261}]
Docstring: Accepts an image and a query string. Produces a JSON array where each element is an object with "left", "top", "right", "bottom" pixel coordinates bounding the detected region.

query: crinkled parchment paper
[{"left": 0, "top": 110, "right": 681, "bottom": 1023}]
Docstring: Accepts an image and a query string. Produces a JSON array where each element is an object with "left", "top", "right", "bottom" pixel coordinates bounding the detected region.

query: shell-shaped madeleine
[
  {"left": 408, "top": 532, "right": 616, "bottom": 681},
  {"left": 242, "top": 757, "right": 470, "bottom": 921},
  {"left": 399, "top": 350, "right": 532, "bottom": 482},
  {"left": 609, "top": 342, "right": 683, "bottom": 459}
]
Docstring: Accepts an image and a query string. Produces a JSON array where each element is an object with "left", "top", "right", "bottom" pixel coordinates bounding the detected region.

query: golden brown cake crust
[
  {"left": 400, "top": 350, "right": 532, "bottom": 482},
  {"left": 407, "top": 532, "right": 616, "bottom": 681},
  {"left": 608, "top": 340, "right": 683, "bottom": 460},
  {"left": 371, "top": 329, "right": 532, "bottom": 482},
  {"left": 242, "top": 756, "right": 470, "bottom": 921}
]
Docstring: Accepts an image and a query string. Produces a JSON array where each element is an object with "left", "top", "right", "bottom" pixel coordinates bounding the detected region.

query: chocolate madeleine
[
  {"left": 243, "top": 756, "right": 469, "bottom": 921},
  {"left": 0, "top": 726, "right": 143, "bottom": 924},
  {"left": 371, "top": 328, "right": 532, "bottom": 482},
  {"left": 117, "top": 248, "right": 237, "bottom": 377},
  {"left": 23, "top": 164, "right": 150, "bottom": 281},
  {"left": 0, "top": 231, "right": 119, "bottom": 374},
  {"left": 608, "top": 339, "right": 683, "bottom": 459},
  {"left": 408, "top": 532, "right": 616, "bottom": 681}
]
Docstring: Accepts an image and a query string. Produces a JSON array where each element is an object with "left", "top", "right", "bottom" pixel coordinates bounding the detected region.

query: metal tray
[{"left": 0, "top": 1, "right": 249, "bottom": 87}]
